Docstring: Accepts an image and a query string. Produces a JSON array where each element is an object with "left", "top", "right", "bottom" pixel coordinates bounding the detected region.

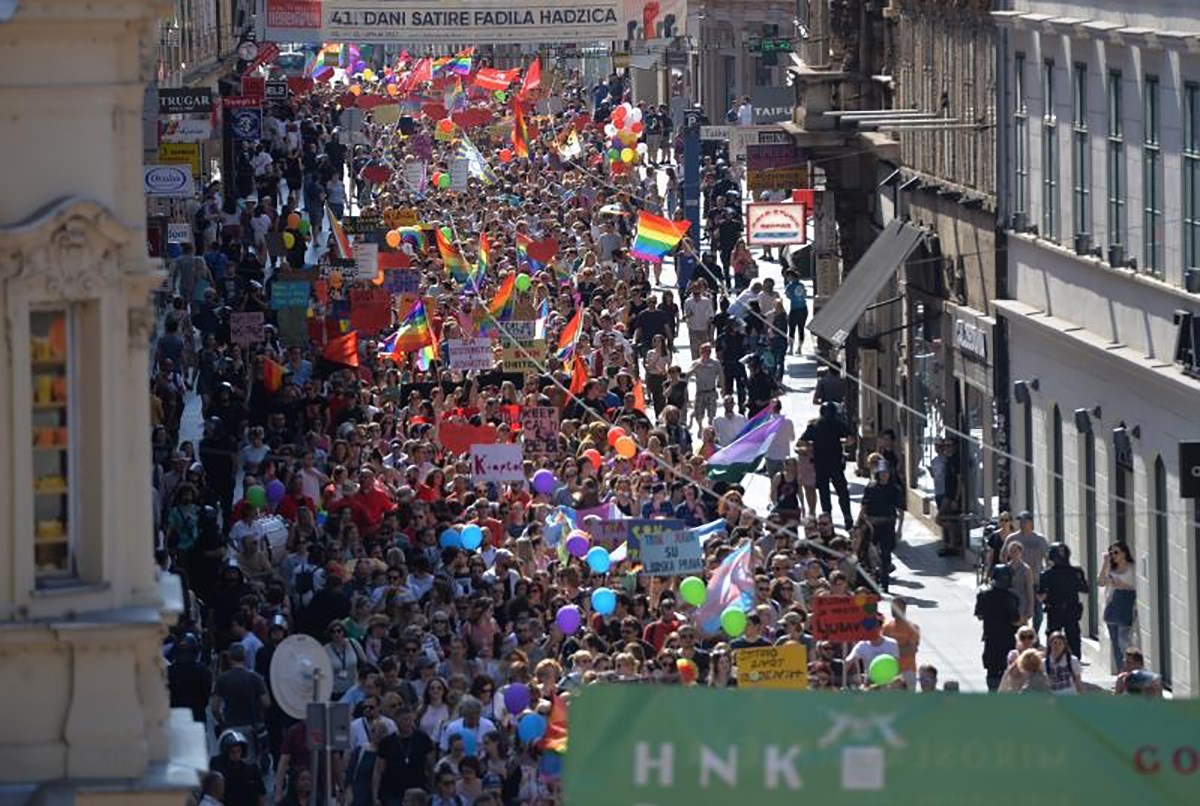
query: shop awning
[{"left": 807, "top": 219, "right": 926, "bottom": 347}]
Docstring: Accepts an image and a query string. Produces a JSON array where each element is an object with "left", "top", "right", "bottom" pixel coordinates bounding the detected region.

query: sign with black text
[{"left": 639, "top": 528, "right": 704, "bottom": 577}]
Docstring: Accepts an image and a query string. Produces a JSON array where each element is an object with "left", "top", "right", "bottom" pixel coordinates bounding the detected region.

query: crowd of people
[{"left": 151, "top": 53, "right": 1159, "bottom": 806}]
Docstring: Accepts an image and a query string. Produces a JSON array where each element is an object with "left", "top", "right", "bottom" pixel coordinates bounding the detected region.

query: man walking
[
  {"left": 800, "top": 402, "right": 855, "bottom": 530},
  {"left": 683, "top": 283, "right": 715, "bottom": 360},
  {"left": 1002, "top": 511, "right": 1050, "bottom": 632}
]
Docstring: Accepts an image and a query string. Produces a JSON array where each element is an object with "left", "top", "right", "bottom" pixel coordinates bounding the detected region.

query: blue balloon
[
  {"left": 586, "top": 546, "right": 611, "bottom": 574},
  {"left": 449, "top": 729, "right": 477, "bottom": 755},
  {"left": 461, "top": 524, "right": 484, "bottom": 551},
  {"left": 517, "top": 712, "right": 547, "bottom": 744},
  {"left": 440, "top": 528, "right": 461, "bottom": 549},
  {"left": 591, "top": 586, "right": 617, "bottom": 616}
]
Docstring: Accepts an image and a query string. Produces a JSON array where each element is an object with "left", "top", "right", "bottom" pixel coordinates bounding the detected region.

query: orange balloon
[
  {"left": 615, "top": 436, "right": 637, "bottom": 459},
  {"left": 385, "top": 229, "right": 402, "bottom": 248},
  {"left": 386, "top": 83, "right": 399, "bottom": 97},
  {"left": 349, "top": 84, "right": 362, "bottom": 96},
  {"left": 287, "top": 212, "right": 301, "bottom": 229},
  {"left": 606, "top": 427, "right": 625, "bottom": 448}
]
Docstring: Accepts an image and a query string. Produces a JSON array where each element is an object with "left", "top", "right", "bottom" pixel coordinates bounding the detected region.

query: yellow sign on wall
[
  {"left": 158, "top": 142, "right": 201, "bottom": 177},
  {"left": 735, "top": 643, "right": 808, "bottom": 690}
]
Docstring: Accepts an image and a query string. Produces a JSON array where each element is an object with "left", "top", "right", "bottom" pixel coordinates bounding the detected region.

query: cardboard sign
[
  {"left": 500, "top": 320, "right": 537, "bottom": 342},
  {"left": 500, "top": 339, "right": 545, "bottom": 374},
  {"left": 270, "top": 280, "right": 311, "bottom": 309},
  {"left": 276, "top": 307, "right": 308, "bottom": 347},
  {"left": 230, "top": 311, "right": 265, "bottom": 346},
  {"left": 352, "top": 242, "right": 378, "bottom": 280},
  {"left": 373, "top": 104, "right": 402, "bottom": 125},
  {"left": 403, "top": 162, "right": 428, "bottom": 193},
  {"left": 349, "top": 288, "right": 393, "bottom": 335},
  {"left": 343, "top": 214, "right": 384, "bottom": 235},
  {"left": 734, "top": 644, "right": 809, "bottom": 690},
  {"left": 439, "top": 422, "right": 498, "bottom": 455},
  {"left": 746, "top": 202, "right": 807, "bottom": 246},
  {"left": 589, "top": 518, "right": 632, "bottom": 550},
  {"left": 639, "top": 529, "right": 704, "bottom": 577},
  {"left": 450, "top": 157, "right": 470, "bottom": 192},
  {"left": 446, "top": 338, "right": 495, "bottom": 371},
  {"left": 408, "top": 133, "right": 434, "bottom": 161},
  {"left": 166, "top": 223, "right": 192, "bottom": 244},
  {"left": 395, "top": 208, "right": 419, "bottom": 226},
  {"left": 810, "top": 595, "right": 883, "bottom": 643},
  {"left": 520, "top": 406, "right": 559, "bottom": 454},
  {"left": 470, "top": 443, "right": 525, "bottom": 482}
]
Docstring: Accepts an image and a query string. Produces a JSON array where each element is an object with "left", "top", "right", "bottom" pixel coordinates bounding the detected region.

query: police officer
[
  {"left": 167, "top": 633, "right": 211, "bottom": 723},
  {"left": 1038, "top": 542, "right": 1089, "bottom": 658},
  {"left": 975, "top": 564, "right": 1022, "bottom": 691},
  {"left": 208, "top": 730, "right": 266, "bottom": 806},
  {"left": 861, "top": 463, "right": 903, "bottom": 592},
  {"left": 800, "top": 402, "right": 856, "bottom": 531}
]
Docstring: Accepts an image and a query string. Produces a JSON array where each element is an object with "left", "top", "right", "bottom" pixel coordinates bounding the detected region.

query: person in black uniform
[
  {"left": 745, "top": 355, "right": 778, "bottom": 414},
  {"left": 975, "top": 564, "right": 1022, "bottom": 691},
  {"left": 209, "top": 730, "right": 266, "bottom": 806},
  {"left": 861, "top": 465, "right": 903, "bottom": 592},
  {"left": 167, "top": 633, "right": 211, "bottom": 723},
  {"left": 1038, "top": 542, "right": 1089, "bottom": 658},
  {"left": 716, "top": 317, "right": 747, "bottom": 411},
  {"left": 199, "top": 415, "right": 237, "bottom": 520},
  {"left": 800, "top": 402, "right": 856, "bottom": 530}
]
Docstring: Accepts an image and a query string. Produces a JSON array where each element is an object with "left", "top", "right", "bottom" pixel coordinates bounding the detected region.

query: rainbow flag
[
  {"left": 693, "top": 542, "right": 755, "bottom": 637},
  {"left": 515, "top": 233, "right": 547, "bottom": 272},
  {"left": 431, "top": 56, "right": 452, "bottom": 75},
  {"left": 436, "top": 226, "right": 470, "bottom": 283},
  {"left": 447, "top": 47, "right": 474, "bottom": 76},
  {"left": 511, "top": 99, "right": 530, "bottom": 158},
  {"left": 630, "top": 212, "right": 689, "bottom": 263},
  {"left": 392, "top": 299, "right": 437, "bottom": 354},
  {"left": 555, "top": 308, "right": 583, "bottom": 361},
  {"left": 326, "top": 203, "right": 352, "bottom": 258},
  {"left": 479, "top": 273, "right": 516, "bottom": 337},
  {"left": 473, "top": 232, "right": 491, "bottom": 291},
  {"left": 262, "top": 358, "right": 286, "bottom": 393}
]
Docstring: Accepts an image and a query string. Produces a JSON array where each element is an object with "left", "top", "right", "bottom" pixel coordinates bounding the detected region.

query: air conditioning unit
[
  {"left": 1185, "top": 267, "right": 1200, "bottom": 294},
  {"left": 1107, "top": 244, "right": 1125, "bottom": 267},
  {"left": 1073, "top": 233, "right": 1092, "bottom": 256}
]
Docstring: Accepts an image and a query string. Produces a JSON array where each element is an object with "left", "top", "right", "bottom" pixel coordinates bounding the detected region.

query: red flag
[
  {"left": 322, "top": 330, "right": 359, "bottom": 368},
  {"left": 474, "top": 67, "right": 519, "bottom": 92},
  {"left": 511, "top": 98, "right": 530, "bottom": 159},
  {"left": 520, "top": 58, "right": 542, "bottom": 98},
  {"left": 569, "top": 353, "right": 589, "bottom": 396},
  {"left": 262, "top": 358, "right": 286, "bottom": 393},
  {"left": 632, "top": 380, "right": 647, "bottom": 413}
]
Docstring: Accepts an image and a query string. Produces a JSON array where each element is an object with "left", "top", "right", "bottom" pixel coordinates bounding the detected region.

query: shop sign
[
  {"left": 954, "top": 316, "right": 988, "bottom": 361},
  {"left": 143, "top": 164, "right": 193, "bottom": 197},
  {"left": 751, "top": 85, "right": 794, "bottom": 124},
  {"left": 158, "top": 142, "right": 201, "bottom": 177},
  {"left": 158, "top": 87, "right": 213, "bottom": 114}
]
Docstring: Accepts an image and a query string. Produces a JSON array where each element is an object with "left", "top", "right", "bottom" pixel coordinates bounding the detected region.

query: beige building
[{"left": 0, "top": 1, "right": 206, "bottom": 803}]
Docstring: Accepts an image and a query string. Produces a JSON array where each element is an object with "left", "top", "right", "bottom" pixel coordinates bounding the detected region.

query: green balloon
[
  {"left": 679, "top": 576, "right": 706, "bottom": 607},
  {"left": 494, "top": 90, "right": 508, "bottom": 102},
  {"left": 868, "top": 654, "right": 901, "bottom": 686},
  {"left": 515, "top": 273, "right": 532, "bottom": 292},
  {"left": 246, "top": 484, "right": 267, "bottom": 509},
  {"left": 607, "top": 148, "right": 619, "bottom": 161},
  {"left": 298, "top": 219, "right": 312, "bottom": 236},
  {"left": 437, "top": 173, "right": 450, "bottom": 189},
  {"left": 720, "top": 606, "right": 746, "bottom": 638}
]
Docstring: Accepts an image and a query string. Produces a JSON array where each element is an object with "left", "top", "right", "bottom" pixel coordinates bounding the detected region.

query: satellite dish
[{"left": 270, "top": 634, "right": 334, "bottom": 719}]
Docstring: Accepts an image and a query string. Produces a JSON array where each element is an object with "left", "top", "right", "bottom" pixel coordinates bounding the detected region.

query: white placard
[
  {"left": 446, "top": 337, "right": 495, "bottom": 371},
  {"left": 404, "top": 161, "right": 428, "bottom": 194},
  {"left": 639, "top": 529, "right": 705, "bottom": 577},
  {"left": 166, "top": 223, "right": 193, "bottom": 244},
  {"left": 353, "top": 242, "right": 378, "bottom": 280},
  {"left": 450, "top": 157, "right": 470, "bottom": 192},
  {"left": 469, "top": 443, "right": 525, "bottom": 482}
]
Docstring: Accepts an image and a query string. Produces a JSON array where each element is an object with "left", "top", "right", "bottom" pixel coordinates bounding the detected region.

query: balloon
[
  {"left": 517, "top": 712, "right": 547, "bottom": 743},
  {"left": 362, "top": 68, "right": 376, "bottom": 82},
  {"left": 621, "top": 148, "right": 635, "bottom": 164},
  {"left": 868, "top": 654, "right": 901, "bottom": 686},
  {"left": 555, "top": 604, "right": 582, "bottom": 635},
  {"left": 631, "top": 121, "right": 644, "bottom": 135},
  {"left": 245, "top": 485, "right": 267, "bottom": 509},
  {"left": 565, "top": 531, "right": 590, "bottom": 559},
  {"left": 265, "top": 479, "right": 285, "bottom": 506},
  {"left": 287, "top": 212, "right": 301, "bottom": 229},
  {"left": 586, "top": 546, "right": 611, "bottom": 574},
  {"left": 298, "top": 219, "right": 312, "bottom": 236},
  {"left": 604, "top": 123, "right": 618, "bottom": 137},
  {"left": 677, "top": 657, "right": 699, "bottom": 685},
  {"left": 591, "top": 586, "right": 617, "bottom": 615},
  {"left": 582, "top": 448, "right": 602, "bottom": 470},
  {"left": 385, "top": 229, "right": 402, "bottom": 248},
  {"left": 448, "top": 729, "right": 476, "bottom": 755},
  {"left": 436, "top": 119, "right": 455, "bottom": 136},
  {"left": 386, "top": 82, "right": 399, "bottom": 96},
  {"left": 532, "top": 469, "right": 557, "bottom": 495},
  {"left": 440, "top": 528, "right": 462, "bottom": 549},
  {"left": 348, "top": 84, "right": 362, "bottom": 96},
  {"left": 503, "top": 683, "right": 531, "bottom": 715},
  {"left": 493, "top": 90, "right": 508, "bottom": 103},
  {"left": 606, "top": 427, "right": 625, "bottom": 448},
  {"left": 630, "top": 107, "right": 643, "bottom": 123},
  {"left": 282, "top": 232, "right": 296, "bottom": 249},
  {"left": 515, "top": 273, "right": 532, "bottom": 292},
  {"left": 606, "top": 148, "right": 620, "bottom": 161},
  {"left": 354, "top": 60, "right": 367, "bottom": 73},
  {"left": 720, "top": 607, "right": 747, "bottom": 637},
  {"left": 436, "top": 173, "right": 450, "bottom": 190},
  {"left": 460, "top": 523, "right": 484, "bottom": 551},
  {"left": 680, "top": 576, "right": 707, "bottom": 607},
  {"left": 499, "top": 148, "right": 513, "bottom": 163},
  {"left": 431, "top": 171, "right": 442, "bottom": 187},
  {"left": 614, "top": 435, "right": 637, "bottom": 459}
]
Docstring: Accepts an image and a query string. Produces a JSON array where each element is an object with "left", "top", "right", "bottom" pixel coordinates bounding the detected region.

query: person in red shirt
[
  {"left": 345, "top": 467, "right": 395, "bottom": 534},
  {"left": 642, "top": 594, "right": 681, "bottom": 652},
  {"left": 275, "top": 475, "right": 316, "bottom": 523}
]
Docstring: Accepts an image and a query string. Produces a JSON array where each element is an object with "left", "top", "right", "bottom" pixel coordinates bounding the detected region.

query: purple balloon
[
  {"left": 532, "top": 469, "right": 557, "bottom": 495},
  {"left": 555, "top": 604, "right": 582, "bottom": 635},
  {"left": 265, "top": 479, "right": 286, "bottom": 505},
  {"left": 565, "top": 532, "right": 590, "bottom": 559},
  {"left": 503, "top": 683, "right": 531, "bottom": 715}
]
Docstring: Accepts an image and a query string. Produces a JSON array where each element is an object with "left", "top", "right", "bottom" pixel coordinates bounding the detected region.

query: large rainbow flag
[
  {"left": 436, "top": 226, "right": 470, "bottom": 283},
  {"left": 555, "top": 308, "right": 583, "bottom": 361},
  {"left": 630, "top": 212, "right": 690, "bottom": 263}
]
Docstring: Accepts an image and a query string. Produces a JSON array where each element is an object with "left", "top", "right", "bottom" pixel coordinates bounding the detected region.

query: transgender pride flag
[{"left": 693, "top": 542, "right": 755, "bottom": 636}]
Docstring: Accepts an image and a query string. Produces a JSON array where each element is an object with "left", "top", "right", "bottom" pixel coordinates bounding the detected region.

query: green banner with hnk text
[{"left": 564, "top": 686, "right": 1200, "bottom": 805}]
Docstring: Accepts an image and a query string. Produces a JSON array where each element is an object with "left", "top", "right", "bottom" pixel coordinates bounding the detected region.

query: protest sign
[
  {"left": 404, "top": 161, "right": 428, "bottom": 192},
  {"left": 446, "top": 338, "right": 495, "bottom": 371},
  {"left": 353, "top": 242, "right": 378, "bottom": 280},
  {"left": 349, "top": 288, "right": 392, "bottom": 334},
  {"left": 343, "top": 214, "right": 383, "bottom": 235},
  {"left": 270, "top": 280, "right": 311, "bottom": 309},
  {"left": 469, "top": 443, "right": 525, "bottom": 482},
  {"left": 625, "top": 519, "right": 684, "bottom": 563},
  {"left": 640, "top": 528, "right": 704, "bottom": 577},
  {"left": 439, "top": 423, "right": 498, "bottom": 455},
  {"left": 276, "top": 307, "right": 308, "bottom": 346},
  {"left": 500, "top": 339, "right": 545, "bottom": 374},
  {"left": 230, "top": 312, "right": 264, "bottom": 346},
  {"left": 520, "top": 406, "right": 559, "bottom": 454},
  {"left": 734, "top": 644, "right": 808, "bottom": 690},
  {"left": 589, "top": 518, "right": 631, "bottom": 550},
  {"left": 810, "top": 595, "right": 883, "bottom": 642},
  {"left": 450, "top": 157, "right": 470, "bottom": 192},
  {"left": 383, "top": 268, "right": 421, "bottom": 294}
]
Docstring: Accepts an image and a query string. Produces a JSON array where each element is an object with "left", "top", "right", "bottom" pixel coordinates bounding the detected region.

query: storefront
[{"left": 948, "top": 304, "right": 1001, "bottom": 538}]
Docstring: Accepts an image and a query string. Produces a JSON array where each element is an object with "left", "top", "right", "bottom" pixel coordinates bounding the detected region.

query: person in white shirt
[
  {"left": 228, "top": 507, "right": 266, "bottom": 553},
  {"left": 682, "top": 284, "right": 716, "bottom": 360},
  {"left": 250, "top": 145, "right": 273, "bottom": 178},
  {"left": 438, "top": 696, "right": 497, "bottom": 752},
  {"left": 348, "top": 695, "right": 398, "bottom": 752},
  {"left": 713, "top": 395, "right": 747, "bottom": 446},
  {"left": 846, "top": 631, "right": 901, "bottom": 682},
  {"left": 763, "top": 401, "right": 794, "bottom": 476},
  {"left": 737, "top": 96, "right": 753, "bottom": 126}
]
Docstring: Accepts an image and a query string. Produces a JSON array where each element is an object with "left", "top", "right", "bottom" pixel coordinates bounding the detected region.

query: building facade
[
  {"left": 994, "top": 0, "right": 1200, "bottom": 693},
  {"left": 0, "top": 1, "right": 206, "bottom": 802}
]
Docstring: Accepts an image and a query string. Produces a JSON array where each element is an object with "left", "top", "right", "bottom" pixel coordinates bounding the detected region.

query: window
[
  {"left": 30, "top": 309, "right": 74, "bottom": 581},
  {"left": 1154, "top": 457, "right": 1171, "bottom": 687},
  {"left": 1084, "top": 430, "right": 1098, "bottom": 638},
  {"left": 1014, "top": 53, "right": 1029, "bottom": 220},
  {"left": 1052, "top": 406, "right": 1064, "bottom": 541},
  {"left": 1143, "top": 75, "right": 1163, "bottom": 275},
  {"left": 1072, "top": 63, "right": 1091, "bottom": 247},
  {"left": 1042, "top": 59, "right": 1060, "bottom": 240},
  {"left": 1184, "top": 83, "right": 1200, "bottom": 274},
  {"left": 1107, "top": 71, "right": 1126, "bottom": 256}
]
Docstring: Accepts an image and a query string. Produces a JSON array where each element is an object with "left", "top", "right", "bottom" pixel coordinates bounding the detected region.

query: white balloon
[
  {"left": 636, "top": 142, "right": 648, "bottom": 154},
  {"left": 604, "top": 123, "right": 618, "bottom": 137},
  {"left": 629, "top": 108, "right": 643, "bottom": 123}
]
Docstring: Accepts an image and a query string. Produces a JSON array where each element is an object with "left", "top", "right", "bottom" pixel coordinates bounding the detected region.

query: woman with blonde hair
[{"left": 1000, "top": 648, "right": 1051, "bottom": 693}]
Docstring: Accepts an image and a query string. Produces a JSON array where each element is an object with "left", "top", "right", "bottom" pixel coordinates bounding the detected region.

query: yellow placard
[
  {"left": 735, "top": 644, "right": 808, "bottom": 690},
  {"left": 373, "top": 104, "right": 401, "bottom": 125},
  {"left": 158, "top": 142, "right": 201, "bottom": 177},
  {"left": 500, "top": 338, "right": 546, "bottom": 374}
]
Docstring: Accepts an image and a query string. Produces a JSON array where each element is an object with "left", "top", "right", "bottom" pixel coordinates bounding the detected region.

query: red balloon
[
  {"left": 631, "top": 121, "right": 644, "bottom": 134},
  {"left": 606, "top": 427, "right": 626, "bottom": 448},
  {"left": 582, "top": 448, "right": 602, "bottom": 471},
  {"left": 499, "top": 148, "right": 513, "bottom": 163}
]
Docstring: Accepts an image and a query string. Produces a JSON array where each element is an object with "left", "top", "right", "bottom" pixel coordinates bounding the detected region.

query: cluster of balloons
[
  {"left": 244, "top": 479, "right": 285, "bottom": 510},
  {"left": 606, "top": 426, "right": 638, "bottom": 459},
  {"left": 428, "top": 171, "right": 452, "bottom": 190},
  {"left": 438, "top": 524, "right": 484, "bottom": 551},
  {"left": 602, "top": 102, "right": 647, "bottom": 170},
  {"left": 281, "top": 211, "right": 310, "bottom": 251}
]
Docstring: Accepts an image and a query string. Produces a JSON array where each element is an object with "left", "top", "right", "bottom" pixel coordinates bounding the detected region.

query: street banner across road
[{"left": 564, "top": 686, "right": 1200, "bottom": 805}]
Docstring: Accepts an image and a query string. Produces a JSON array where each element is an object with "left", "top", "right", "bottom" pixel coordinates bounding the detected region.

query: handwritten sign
[
  {"left": 270, "top": 280, "right": 311, "bottom": 310},
  {"left": 520, "top": 406, "right": 559, "bottom": 454},
  {"left": 383, "top": 268, "right": 421, "bottom": 294},
  {"left": 343, "top": 214, "right": 384, "bottom": 235},
  {"left": 446, "top": 338, "right": 495, "bottom": 371},
  {"left": 639, "top": 529, "right": 704, "bottom": 577},
  {"left": 404, "top": 161, "right": 428, "bottom": 193},
  {"left": 353, "top": 242, "right": 379, "bottom": 280},
  {"left": 810, "top": 595, "right": 883, "bottom": 643},
  {"left": 626, "top": 519, "right": 684, "bottom": 563},
  {"left": 470, "top": 443, "right": 525, "bottom": 482},
  {"left": 450, "top": 157, "right": 470, "bottom": 192},
  {"left": 230, "top": 311, "right": 264, "bottom": 346},
  {"left": 500, "top": 339, "right": 545, "bottom": 374},
  {"left": 735, "top": 644, "right": 808, "bottom": 690}
]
